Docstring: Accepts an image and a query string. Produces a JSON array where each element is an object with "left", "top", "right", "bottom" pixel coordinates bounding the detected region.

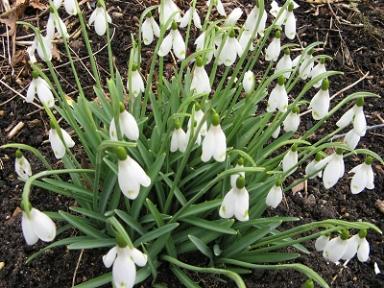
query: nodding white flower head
[
  {"left": 219, "top": 175, "right": 249, "bottom": 221},
  {"left": 243, "top": 70, "right": 255, "bottom": 94},
  {"left": 356, "top": 230, "right": 370, "bottom": 262},
  {"left": 349, "top": 157, "right": 374, "bottom": 194},
  {"left": 267, "top": 76, "right": 288, "bottom": 113},
  {"left": 48, "top": 123, "right": 75, "bottom": 159},
  {"left": 265, "top": 30, "right": 281, "bottom": 62},
  {"left": 201, "top": 113, "right": 226, "bottom": 162},
  {"left": 170, "top": 120, "right": 188, "bottom": 153},
  {"left": 239, "top": 30, "right": 255, "bottom": 52},
  {"left": 310, "top": 79, "right": 330, "bottom": 120},
  {"left": 217, "top": 30, "right": 243, "bottom": 66},
  {"left": 266, "top": 182, "right": 283, "bottom": 209},
  {"left": 180, "top": 7, "right": 202, "bottom": 29},
  {"left": 310, "top": 58, "right": 327, "bottom": 88},
  {"left": 32, "top": 34, "right": 53, "bottom": 62},
  {"left": 282, "top": 146, "right": 298, "bottom": 174},
  {"left": 283, "top": 106, "right": 300, "bottom": 133},
  {"left": 284, "top": 3, "right": 296, "bottom": 40},
  {"left": 15, "top": 150, "right": 32, "bottom": 181},
  {"left": 322, "top": 234, "right": 349, "bottom": 263},
  {"left": 270, "top": 1, "right": 287, "bottom": 26},
  {"left": 127, "top": 65, "right": 145, "bottom": 97},
  {"left": 160, "top": 0, "right": 181, "bottom": 27},
  {"left": 89, "top": 5, "right": 112, "bottom": 36},
  {"left": 336, "top": 99, "right": 367, "bottom": 137},
  {"left": 191, "top": 58, "right": 211, "bottom": 95},
  {"left": 322, "top": 149, "right": 345, "bottom": 189},
  {"left": 224, "top": 8, "right": 243, "bottom": 27},
  {"left": 271, "top": 125, "right": 281, "bottom": 139},
  {"left": 47, "top": 12, "right": 69, "bottom": 39},
  {"left": 26, "top": 72, "right": 55, "bottom": 107},
  {"left": 298, "top": 50, "right": 315, "bottom": 80},
  {"left": 276, "top": 48, "right": 293, "bottom": 79},
  {"left": 315, "top": 235, "right": 330, "bottom": 252},
  {"left": 244, "top": 5, "right": 267, "bottom": 36},
  {"left": 27, "top": 42, "right": 37, "bottom": 64},
  {"left": 230, "top": 158, "right": 245, "bottom": 188},
  {"left": 187, "top": 108, "right": 207, "bottom": 145},
  {"left": 142, "top": 12, "right": 160, "bottom": 45},
  {"left": 341, "top": 234, "right": 360, "bottom": 261},
  {"left": 158, "top": 22, "right": 186, "bottom": 60},
  {"left": 63, "top": 0, "right": 77, "bottom": 15},
  {"left": 194, "top": 31, "right": 214, "bottom": 64},
  {"left": 109, "top": 104, "right": 139, "bottom": 142},
  {"left": 344, "top": 129, "right": 361, "bottom": 150},
  {"left": 116, "top": 148, "right": 151, "bottom": 199},
  {"left": 305, "top": 153, "right": 325, "bottom": 179},
  {"left": 207, "top": 0, "right": 226, "bottom": 16},
  {"left": 103, "top": 245, "right": 147, "bottom": 288},
  {"left": 21, "top": 206, "right": 56, "bottom": 245}
]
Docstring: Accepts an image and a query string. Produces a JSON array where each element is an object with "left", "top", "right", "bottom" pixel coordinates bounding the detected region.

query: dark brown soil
[{"left": 1, "top": 0, "right": 383, "bottom": 287}]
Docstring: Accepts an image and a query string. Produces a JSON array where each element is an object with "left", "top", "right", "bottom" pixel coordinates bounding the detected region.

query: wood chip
[{"left": 6, "top": 121, "right": 24, "bottom": 139}]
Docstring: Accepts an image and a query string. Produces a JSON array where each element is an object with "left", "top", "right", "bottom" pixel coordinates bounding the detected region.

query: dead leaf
[
  {"left": 292, "top": 181, "right": 306, "bottom": 194},
  {"left": 375, "top": 200, "right": 384, "bottom": 215},
  {"left": 305, "top": 0, "right": 343, "bottom": 3},
  {"left": 0, "top": 0, "right": 29, "bottom": 37},
  {"left": 51, "top": 43, "right": 62, "bottom": 61},
  {"left": 30, "top": 0, "right": 48, "bottom": 10},
  {"left": 11, "top": 49, "right": 26, "bottom": 66}
]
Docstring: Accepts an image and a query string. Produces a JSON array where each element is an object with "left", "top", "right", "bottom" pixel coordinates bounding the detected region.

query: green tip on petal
[
  {"left": 321, "top": 78, "right": 329, "bottom": 91},
  {"left": 31, "top": 71, "right": 39, "bottom": 79},
  {"left": 315, "top": 152, "right": 324, "bottom": 162},
  {"left": 15, "top": 149, "right": 23, "bottom": 159},
  {"left": 174, "top": 119, "right": 181, "bottom": 129},
  {"left": 302, "top": 279, "right": 314, "bottom": 288},
  {"left": 171, "top": 21, "right": 178, "bottom": 30},
  {"left": 115, "top": 147, "right": 128, "bottom": 161},
  {"left": 236, "top": 175, "right": 245, "bottom": 189},
  {"left": 336, "top": 148, "right": 343, "bottom": 155},
  {"left": 277, "top": 75, "right": 285, "bottom": 86},
  {"left": 212, "top": 113, "right": 220, "bottom": 126},
  {"left": 119, "top": 102, "right": 125, "bottom": 113},
  {"left": 284, "top": 47, "right": 290, "bottom": 55},
  {"left": 358, "top": 229, "right": 368, "bottom": 239},
  {"left": 237, "top": 157, "right": 244, "bottom": 166},
  {"left": 356, "top": 97, "right": 364, "bottom": 107},
  {"left": 364, "top": 156, "right": 373, "bottom": 165},
  {"left": 229, "top": 29, "right": 236, "bottom": 38},
  {"left": 340, "top": 229, "right": 350, "bottom": 240},
  {"left": 274, "top": 30, "right": 281, "bottom": 39},
  {"left": 196, "top": 56, "right": 204, "bottom": 67}
]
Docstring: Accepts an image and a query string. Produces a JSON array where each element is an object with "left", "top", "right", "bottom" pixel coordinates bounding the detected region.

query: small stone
[
  {"left": 0, "top": 262, "right": 4, "bottom": 271},
  {"left": 304, "top": 194, "right": 316, "bottom": 207},
  {"left": 375, "top": 200, "right": 384, "bottom": 214}
]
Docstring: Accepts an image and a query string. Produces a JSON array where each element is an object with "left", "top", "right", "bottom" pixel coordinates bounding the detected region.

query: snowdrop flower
[
  {"left": 356, "top": 230, "right": 370, "bottom": 262},
  {"left": 219, "top": 176, "right": 249, "bottom": 221},
  {"left": 322, "top": 149, "right": 345, "bottom": 189},
  {"left": 315, "top": 235, "right": 330, "bottom": 252},
  {"left": 89, "top": 5, "right": 112, "bottom": 36},
  {"left": 194, "top": 31, "right": 214, "bottom": 64},
  {"left": 142, "top": 12, "right": 160, "bottom": 45},
  {"left": 285, "top": 3, "right": 296, "bottom": 39},
  {"left": 298, "top": 50, "right": 315, "bottom": 80},
  {"left": 242, "top": 70, "right": 255, "bottom": 95},
  {"left": 239, "top": 30, "right": 255, "bottom": 52},
  {"left": 201, "top": 113, "right": 226, "bottom": 162},
  {"left": 48, "top": 123, "right": 75, "bottom": 159},
  {"left": 341, "top": 234, "right": 361, "bottom": 261},
  {"left": 336, "top": 99, "right": 367, "bottom": 137},
  {"left": 244, "top": 5, "right": 267, "bottom": 36},
  {"left": 22, "top": 207, "right": 56, "bottom": 245},
  {"left": 305, "top": 153, "right": 325, "bottom": 179},
  {"left": 265, "top": 30, "right": 281, "bottom": 62},
  {"left": 26, "top": 72, "right": 55, "bottom": 107},
  {"left": 159, "top": 0, "right": 181, "bottom": 27},
  {"left": 310, "top": 58, "right": 327, "bottom": 88},
  {"left": 116, "top": 147, "right": 151, "bottom": 199},
  {"left": 283, "top": 106, "right": 300, "bottom": 133},
  {"left": 282, "top": 145, "right": 298, "bottom": 174},
  {"left": 224, "top": 8, "right": 243, "bottom": 27},
  {"left": 187, "top": 108, "right": 207, "bottom": 144},
  {"left": 270, "top": 0, "right": 287, "bottom": 26},
  {"left": 103, "top": 245, "right": 147, "bottom": 288},
  {"left": 158, "top": 22, "right": 186, "bottom": 60},
  {"left": 217, "top": 30, "right": 243, "bottom": 66},
  {"left": 275, "top": 48, "right": 293, "bottom": 79},
  {"left": 266, "top": 182, "right": 283, "bottom": 209},
  {"left": 127, "top": 65, "right": 145, "bottom": 97},
  {"left": 47, "top": 11, "right": 69, "bottom": 39},
  {"left": 349, "top": 157, "right": 374, "bottom": 194},
  {"left": 109, "top": 104, "right": 139, "bottom": 141},
  {"left": 190, "top": 57, "right": 211, "bottom": 95},
  {"left": 15, "top": 150, "right": 32, "bottom": 181},
  {"left": 323, "top": 234, "right": 349, "bottom": 263},
  {"left": 344, "top": 129, "right": 361, "bottom": 150},
  {"left": 170, "top": 120, "right": 188, "bottom": 153},
  {"left": 267, "top": 76, "right": 288, "bottom": 113},
  {"left": 26, "top": 43, "right": 37, "bottom": 63},
  {"left": 207, "top": 0, "right": 226, "bottom": 16},
  {"left": 271, "top": 125, "right": 281, "bottom": 139},
  {"left": 63, "top": 0, "right": 77, "bottom": 15},
  {"left": 32, "top": 35, "right": 53, "bottom": 62},
  {"left": 310, "top": 79, "right": 330, "bottom": 120},
  {"left": 180, "top": 7, "right": 201, "bottom": 29},
  {"left": 230, "top": 158, "right": 245, "bottom": 188}
]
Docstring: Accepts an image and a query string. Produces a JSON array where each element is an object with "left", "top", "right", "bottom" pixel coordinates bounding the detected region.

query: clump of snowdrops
[{"left": 3, "top": 0, "right": 383, "bottom": 287}]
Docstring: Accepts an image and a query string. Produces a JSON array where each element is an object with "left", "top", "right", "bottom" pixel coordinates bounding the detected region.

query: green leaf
[
  {"left": 67, "top": 238, "right": 115, "bottom": 250},
  {"left": 188, "top": 235, "right": 213, "bottom": 261},
  {"left": 115, "top": 209, "right": 145, "bottom": 235},
  {"left": 59, "top": 211, "right": 106, "bottom": 239},
  {"left": 181, "top": 217, "right": 237, "bottom": 235},
  {"left": 235, "top": 252, "right": 300, "bottom": 263},
  {"left": 70, "top": 207, "right": 106, "bottom": 222},
  {"left": 171, "top": 266, "right": 201, "bottom": 288},
  {"left": 134, "top": 223, "right": 179, "bottom": 246}
]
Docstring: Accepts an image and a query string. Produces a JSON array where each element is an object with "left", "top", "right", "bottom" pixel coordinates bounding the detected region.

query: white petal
[
  {"left": 243, "top": 71, "right": 255, "bottom": 94},
  {"left": 216, "top": 0, "right": 226, "bottom": 16},
  {"left": 224, "top": 8, "right": 242, "bottom": 26},
  {"left": 15, "top": 156, "right": 32, "bottom": 181},
  {"left": 192, "top": 10, "right": 202, "bottom": 29},
  {"left": 64, "top": 0, "right": 77, "bottom": 15},
  {"left": 191, "top": 66, "right": 211, "bottom": 95},
  {"left": 341, "top": 235, "right": 359, "bottom": 260},
  {"left": 310, "top": 89, "right": 330, "bottom": 120},
  {"left": 46, "top": 15, "right": 55, "bottom": 39},
  {"left": 353, "top": 107, "right": 366, "bottom": 136},
  {"left": 61, "top": 128, "right": 75, "bottom": 148},
  {"left": 357, "top": 238, "right": 370, "bottom": 262},
  {"left": 310, "top": 63, "right": 326, "bottom": 88},
  {"left": 271, "top": 125, "right": 280, "bottom": 139},
  {"left": 265, "top": 38, "right": 281, "bottom": 62},
  {"left": 94, "top": 8, "right": 108, "bottom": 36},
  {"left": 323, "top": 155, "right": 343, "bottom": 189},
  {"left": 129, "top": 70, "right": 145, "bottom": 97},
  {"left": 218, "top": 37, "right": 237, "bottom": 66},
  {"left": 21, "top": 212, "right": 39, "bottom": 245},
  {"left": 36, "top": 78, "right": 54, "bottom": 107},
  {"left": 275, "top": 54, "right": 293, "bottom": 79},
  {"left": 26, "top": 80, "right": 36, "bottom": 103},
  {"left": 118, "top": 159, "right": 141, "bottom": 199},
  {"left": 315, "top": 235, "right": 329, "bottom": 252},
  {"left": 49, "top": 129, "right": 66, "bottom": 159},
  {"left": 128, "top": 157, "right": 151, "bottom": 188},
  {"left": 323, "top": 237, "right": 348, "bottom": 263},
  {"left": 283, "top": 112, "right": 300, "bottom": 133},
  {"left": 150, "top": 17, "right": 160, "bottom": 38},
  {"left": 172, "top": 30, "right": 186, "bottom": 60},
  {"left": 267, "top": 84, "right": 288, "bottom": 113},
  {"left": 142, "top": 18, "right": 154, "bottom": 45},
  {"left": 234, "top": 187, "right": 249, "bottom": 221},
  {"left": 158, "top": 32, "right": 173, "bottom": 57},
  {"left": 350, "top": 164, "right": 368, "bottom": 194},
  {"left": 120, "top": 111, "right": 139, "bottom": 141},
  {"left": 284, "top": 12, "right": 296, "bottom": 40},
  {"left": 36, "top": 36, "right": 52, "bottom": 62},
  {"left": 366, "top": 165, "right": 375, "bottom": 189},
  {"left": 88, "top": 8, "right": 97, "bottom": 25},
  {"left": 103, "top": 246, "right": 118, "bottom": 268},
  {"left": 212, "top": 125, "right": 227, "bottom": 162},
  {"left": 305, "top": 160, "right": 322, "bottom": 179},
  {"left": 112, "top": 253, "right": 136, "bottom": 288},
  {"left": 219, "top": 188, "right": 236, "bottom": 219},
  {"left": 282, "top": 150, "right": 298, "bottom": 173},
  {"left": 201, "top": 126, "right": 216, "bottom": 162},
  {"left": 53, "top": 0, "right": 62, "bottom": 9},
  {"left": 180, "top": 8, "right": 192, "bottom": 28},
  {"left": 171, "top": 128, "right": 187, "bottom": 152},
  {"left": 266, "top": 185, "right": 282, "bottom": 209},
  {"left": 30, "top": 208, "right": 56, "bottom": 242},
  {"left": 344, "top": 129, "right": 360, "bottom": 150},
  {"left": 299, "top": 55, "right": 314, "bottom": 80},
  {"left": 336, "top": 106, "right": 355, "bottom": 129},
  {"left": 129, "top": 248, "right": 147, "bottom": 267},
  {"left": 109, "top": 119, "right": 118, "bottom": 141}
]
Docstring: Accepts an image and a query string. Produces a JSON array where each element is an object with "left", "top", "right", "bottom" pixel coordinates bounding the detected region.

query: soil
[{"left": 1, "top": 0, "right": 383, "bottom": 287}]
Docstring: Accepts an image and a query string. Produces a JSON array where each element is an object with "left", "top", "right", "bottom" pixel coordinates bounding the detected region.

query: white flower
[
  {"left": 298, "top": 52, "right": 314, "bottom": 80},
  {"left": 160, "top": 0, "right": 181, "bottom": 27},
  {"left": 201, "top": 115, "right": 226, "bottom": 162},
  {"left": 349, "top": 162, "right": 374, "bottom": 194},
  {"left": 336, "top": 104, "right": 366, "bottom": 136},
  {"left": 322, "top": 152, "right": 345, "bottom": 189},
  {"left": 344, "top": 129, "right": 361, "bottom": 149},
  {"left": 284, "top": 7, "right": 296, "bottom": 40},
  {"left": 282, "top": 148, "right": 298, "bottom": 173},
  {"left": 109, "top": 110, "right": 139, "bottom": 141},
  {"left": 239, "top": 30, "right": 255, "bottom": 52},
  {"left": 374, "top": 262, "right": 381, "bottom": 275},
  {"left": 47, "top": 13, "right": 69, "bottom": 39},
  {"left": 34, "top": 35, "right": 53, "bottom": 62},
  {"left": 266, "top": 184, "right": 283, "bottom": 209},
  {"left": 224, "top": 8, "right": 243, "bottom": 26},
  {"left": 53, "top": 0, "right": 62, "bottom": 9},
  {"left": 142, "top": 15, "right": 160, "bottom": 45},
  {"left": 171, "top": 127, "right": 188, "bottom": 153},
  {"left": 49, "top": 127, "right": 75, "bottom": 159},
  {"left": 15, "top": 152, "right": 32, "bottom": 181},
  {"left": 309, "top": 60, "right": 327, "bottom": 88},
  {"left": 323, "top": 236, "right": 349, "bottom": 263},
  {"left": 305, "top": 158, "right": 323, "bottom": 179},
  {"left": 158, "top": 24, "right": 186, "bottom": 60},
  {"left": 315, "top": 235, "right": 329, "bottom": 252},
  {"left": 357, "top": 236, "right": 370, "bottom": 262},
  {"left": 118, "top": 154, "right": 151, "bottom": 199},
  {"left": 275, "top": 51, "right": 293, "bottom": 79},
  {"left": 103, "top": 246, "right": 147, "bottom": 288},
  {"left": 242, "top": 70, "right": 255, "bottom": 94},
  {"left": 127, "top": 68, "right": 145, "bottom": 97},
  {"left": 283, "top": 109, "right": 300, "bottom": 133},
  {"left": 194, "top": 31, "right": 214, "bottom": 64},
  {"left": 89, "top": 6, "right": 112, "bottom": 36},
  {"left": 187, "top": 109, "right": 207, "bottom": 142},
  {"left": 310, "top": 80, "right": 330, "bottom": 120},
  {"left": 27, "top": 43, "right": 37, "bottom": 64},
  {"left": 217, "top": 32, "right": 243, "bottom": 66},
  {"left": 26, "top": 76, "right": 55, "bottom": 107},
  {"left": 270, "top": 1, "right": 287, "bottom": 26},
  {"left": 191, "top": 62, "right": 211, "bottom": 95},
  {"left": 244, "top": 6, "right": 267, "bottom": 36},
  {"left": 180, "top": 7, "right": 201, "bottom": 29},
  {"left": 341, "top": 234, "right": 360, "bottom": 261},
  {"left": 271, "top": 125, "right": 281, "bottom": 139},
  {"left": 64, "top": 0, "right": 77, "bottom": 15},
  {"left": 267, "top": 78, "right": 288, "bottom": 113},
  {"left": 207, "top": 0, "right": 226, "bottom": 16},
  {"left": 265, "top": 31, "right": 281, "bottom": 62},
  {"left": 219, "top": 177, "right": 249, "bottom": 222},
  {"left": 22, "top": 208, "right": 56, "bottom": 245}
]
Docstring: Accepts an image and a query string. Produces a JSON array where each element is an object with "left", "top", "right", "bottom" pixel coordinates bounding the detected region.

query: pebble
[{"left": 304, "top": 194, "right": 316, "bottom": 207}]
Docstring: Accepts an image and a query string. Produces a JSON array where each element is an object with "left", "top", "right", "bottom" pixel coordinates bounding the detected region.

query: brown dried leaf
[
  {"left": 51, "top": 43, "right": 62, "bottom": 61},
  {"left": 292, "top": 181, "right": 306, "bottom": 194},
  {"left": 29, "top": 0, "right": 48, "bottom": 10},
  {"left": 11, "top": 49, "right": 26, "bottom": 66},
  {"left": 0, "top": 0, "right": 29, "bottom": 37},
  {"left": 305, "top": 0, "right": 343, "bottom": 3}
]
